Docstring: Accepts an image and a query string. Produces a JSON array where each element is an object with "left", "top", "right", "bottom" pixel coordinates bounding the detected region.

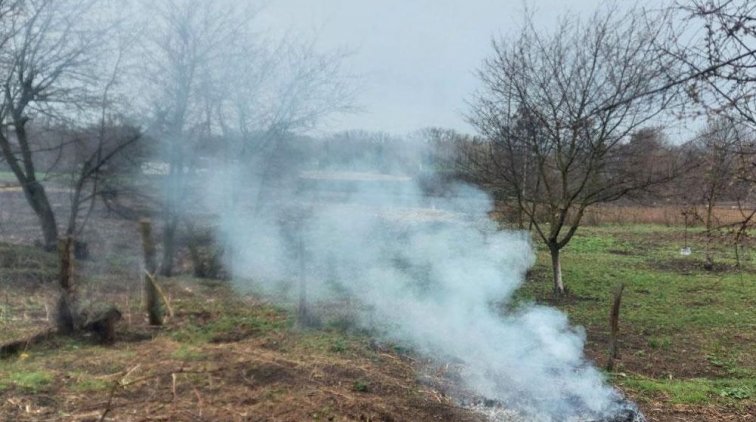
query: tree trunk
[
  {"left": 160, "top": 217, "right": 178, "bottom": 277},
  {"left": 704, "top": 203, "right": 715, "bottom": 270},
  {"left": 56, "top": 237, "right": 76, "bottom": 334},
  {"left": 24, "top": 180, "right": 59, "bottom": 251},
  {"left": 549, "top": 244, "right": 566, "bottom": 296}
]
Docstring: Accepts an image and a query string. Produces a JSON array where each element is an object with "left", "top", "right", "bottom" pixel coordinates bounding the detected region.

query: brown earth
[{"left": 0, "top": 279, "right": 484, "bottom": 422}]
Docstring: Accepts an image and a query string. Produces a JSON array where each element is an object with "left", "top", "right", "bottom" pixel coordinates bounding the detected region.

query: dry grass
[
  {"left": 582, "top": 204, "right": 753, "bottom": 227},
  {"left": 491, "top": 202, "right": 754, "bottom": 227},
  {"left": 0, "top": 276, "right": 482, "bottom": 422}
]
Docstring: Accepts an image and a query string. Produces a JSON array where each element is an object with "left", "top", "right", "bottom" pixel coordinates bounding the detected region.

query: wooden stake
[
  {"left": 139, "top": 219, "right": 164, "bottom": 326},
  {"left": 606, "top": 282, "right": 625, "bottom": 371}
]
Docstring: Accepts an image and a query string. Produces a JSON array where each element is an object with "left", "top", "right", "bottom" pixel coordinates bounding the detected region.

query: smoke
[{"left": 198, "top": 135, "right": 631, "bottom": 421}]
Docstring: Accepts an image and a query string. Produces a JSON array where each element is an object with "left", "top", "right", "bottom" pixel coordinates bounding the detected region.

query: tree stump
[{"left": 82, "top": 305, "right": 122, "bottom": 344}]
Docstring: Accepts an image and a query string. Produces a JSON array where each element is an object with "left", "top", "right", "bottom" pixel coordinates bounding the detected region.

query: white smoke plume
[{"left": 198, "top": 136, "right": 634, "bottom": 421}]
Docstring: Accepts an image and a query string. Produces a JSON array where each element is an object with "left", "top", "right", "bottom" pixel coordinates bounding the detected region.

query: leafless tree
[
  {"left": 136, "top": 0, "right": 250, "bottom": 276},
  {"left": 63, "top": 124, "right": 141, "bottom": 240},
  {"left": 469, "top": 7, "right": 683, "bottom": 295},
  {"left": 61, "top": 39, "right": 144, "bottom": 243},
  {"left": 668, "top": 1, "right": 756, "bottom": 260},
  {"left": 0, "top": 0, "right": 108, "bottom": 250},
  {"left": 672, "top": 0, "right": 756, "bottom": 125},
  {"left": 212, "top": 32, "right": 355, "bottom": 218},
  {"left": 679, "top": 119, "right": 747, "bottom": 266},
  {"left": 138, "top": 0, "right": 354, "bottom": 276}
]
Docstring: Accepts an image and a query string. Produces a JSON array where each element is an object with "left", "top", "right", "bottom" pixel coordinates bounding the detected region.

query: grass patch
[
  {"left": 171, "top": 304, "right": 288, "bottom": 344},
  {"left": 0, "top": 226, "right": 752, "bottom": 420},
  {"left": 296, "top": 330, "right": 360, "bottom": 355},
  {"left": 0, "top": 370, "right": 54, "bottom": 392},
  {"left": 522, "top": 225, "right": 755, "bottom": 346},
  {"left": 0, "top": 243, "right": 57, "bottom": 270},
  {"left": 171, "top": 345, "right": 207, "bottom": 361},
  {"left": 72, "top": 376, "right": 111, "bottom": 392},
  {"left": 352, "top": 379, "right": 370, "bottom": 392},
  {"left": 617, "top": 375, "right": 754, "bottom": 405}
]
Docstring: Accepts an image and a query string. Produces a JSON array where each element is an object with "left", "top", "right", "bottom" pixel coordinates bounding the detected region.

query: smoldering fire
[{"left": 189, "top": 138, "right": 645, "bottom": 422}]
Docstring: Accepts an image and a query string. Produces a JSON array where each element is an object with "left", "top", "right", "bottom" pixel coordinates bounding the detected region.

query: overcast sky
[{"left": 258, "top": 0, "right": 619, "bottom": 136}]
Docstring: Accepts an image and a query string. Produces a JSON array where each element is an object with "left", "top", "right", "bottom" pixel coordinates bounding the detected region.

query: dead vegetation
[
  {"left": 492, "top": 202, "right": 753, "bottom": 227},
  {"left": 0, "top": 272, "right": 483, "bottom": 422}
]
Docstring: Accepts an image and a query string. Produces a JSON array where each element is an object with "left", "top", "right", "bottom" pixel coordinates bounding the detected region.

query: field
[
  {"left": 519, "top": 224, "right": 755, "bottom": 421},
  {"left": 0, "top": 222, "right": 754, "bottom": 421}
]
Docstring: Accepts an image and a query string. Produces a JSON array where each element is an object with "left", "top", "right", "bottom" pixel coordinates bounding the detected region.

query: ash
[{"left": 467, "top": 397, "right": 646, "bottom": 422}]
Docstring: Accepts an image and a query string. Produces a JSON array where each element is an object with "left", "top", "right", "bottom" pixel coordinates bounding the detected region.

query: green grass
[
  {"left": 518, "top": 224, "right": 755, "bottom": 409},
  {"left": 0, "top": 243, "right": 57, "bottom": 270},
  {"left": 295, "top": 330, "right": 361, "bottom": 355},
  {"left": 171, "top": 344, "right": 207, "bottom": 361},
  {"left": 616, "top": 376, "right": 754, "bottom": 405},
  {"left": 352, "top": 379, "right": 370, "bottom": 392},
  {"left": 170, "top": 297, "right": 289, "bottom": 344},
  {"left": 522, "top": 226, "right": 754, "bottom": 335},
  {"left": 72, "top": 376, "right": 111, "bottom": 392},
  {"left": 0, "top": 370, "right": 54, "bottom": 392}
]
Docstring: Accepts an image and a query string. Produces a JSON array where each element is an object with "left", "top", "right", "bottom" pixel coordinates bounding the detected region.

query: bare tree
[
  {"left": 673, "top": 0, "right": 756, "bottom": 126},
  {"left": 681, "top": 119, "right": 746, "bottom": 266},
  {"left": 668, "top": 1, "right": 756, "bottom": 260},
  {"left": 136, "top": 0, "right": 249, "bottom": 276},
  {"left": 0, "top": 0, "right": 106, "bottom": 250},
  {"left": 212, "top": 32, "right": 355, "bottom": 215},
  {"left": 137, "top": 0, "right": 354, "bottom": 276},
  {"left": 62, "top": 38, "right": 143, "bottom": 243},
  {"left": 469, "top": 7, "right": 683, "bottom": 295},
  {"left": 63, "top": 124, "right": 141, "bottom": 239}
]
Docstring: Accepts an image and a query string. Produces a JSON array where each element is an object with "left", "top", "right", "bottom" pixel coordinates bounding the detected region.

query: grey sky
[{"left": 259, "top": 0, "right": 613, "bottom": 135}]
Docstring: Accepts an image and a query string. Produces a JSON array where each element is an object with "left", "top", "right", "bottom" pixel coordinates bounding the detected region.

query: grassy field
[
  {"left": 0, "top": 223, "right": 753, "bottom": 421},
  {"left": 518, "top": 224, "right": 755, "bottom": 421}
]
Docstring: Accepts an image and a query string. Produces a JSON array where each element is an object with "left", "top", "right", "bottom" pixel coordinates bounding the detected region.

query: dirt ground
[{"left": 0, "top": 277, "right": 486, "bottom": 422}]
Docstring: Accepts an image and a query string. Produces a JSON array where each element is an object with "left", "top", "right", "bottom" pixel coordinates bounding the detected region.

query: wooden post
[
  {"left": 56, "top": 236, "right": 76, "bottom": 334},
  {"left": 139, "top": 219, "right": 164, "bottom": 326},
  {"left": 606, "top": 283, "right": 625, "bottom": 371},
  {"left": 297, "top": 232, "right": 309, "bottom": 328}
]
